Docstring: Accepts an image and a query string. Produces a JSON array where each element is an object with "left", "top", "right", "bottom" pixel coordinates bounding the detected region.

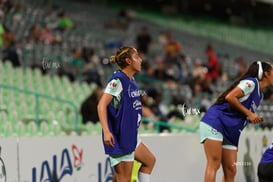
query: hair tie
[
  {"left": 110, "top": 56, "right": 116, "bottom": 63},
  {"left": 257, "top": 61, "right": 263, "bottom": 80}
]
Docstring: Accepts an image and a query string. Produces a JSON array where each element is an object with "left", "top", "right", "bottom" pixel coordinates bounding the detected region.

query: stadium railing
[{"left": 0, "top": 83, "right": 80, "bottom": 132}]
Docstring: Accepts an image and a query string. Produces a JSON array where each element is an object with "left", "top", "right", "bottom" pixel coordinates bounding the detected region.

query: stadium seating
[
  {"left": 0, "top": 60, "right": 98, "bottom": 136},
  {"left": 1, "top": 0, "right": 272, "bottom": 138}
]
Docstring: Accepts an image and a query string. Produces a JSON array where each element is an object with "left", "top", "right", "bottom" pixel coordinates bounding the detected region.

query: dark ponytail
[{"left": 214, "top": 61, "right": 272, "bottom": 104}]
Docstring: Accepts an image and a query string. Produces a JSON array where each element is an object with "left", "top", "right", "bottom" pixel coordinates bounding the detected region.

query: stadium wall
[{"left": 0, "top": 131, "right": 271, "bottom": 181}]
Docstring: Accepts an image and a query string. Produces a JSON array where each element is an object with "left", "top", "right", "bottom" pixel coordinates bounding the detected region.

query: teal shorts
[
  {"left": 109, "top": 152, "right": 135, "bottom": 167},
  {"left": 109, "top": 136, "right": 142, "bottom": 167},
  {"left": 200, "top": 122, "right": 237, "bottom": 150}
]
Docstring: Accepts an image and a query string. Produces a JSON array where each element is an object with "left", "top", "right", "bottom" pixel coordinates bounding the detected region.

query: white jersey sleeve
[
  {"left": 237, "top": 80, "right": 255, "bottom": 96},
  {"left": 104, "top": 78, "right": 123, "bottom": 97}
]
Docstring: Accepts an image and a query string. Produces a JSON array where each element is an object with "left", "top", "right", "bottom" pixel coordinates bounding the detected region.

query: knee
[
  {"left": 224, "top": 164, "right": 237, "bottom": 177},
  {"left": 208, "top": 156, "right": 221, "bottom": 171},
  {"left": 145, "top": 154, "right": 156, "bottom": 170},
  {"left": 151, "top": 154, "right": 156, "bottom": 167},
  {"left": 212, "top": 162, "right": 221, "bottom": 171},
  {"left": 231, "top": 166, "right": 237, "bottom": 176},
  {"left": 139, "top": 154, "right": 156, "bottom": 173}
]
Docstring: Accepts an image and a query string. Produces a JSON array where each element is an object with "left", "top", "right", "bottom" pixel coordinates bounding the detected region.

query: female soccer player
[
  {"left": 199, "top": 61, "right": 273, "bottom": 182},
  {"left": 258, "top": 140, "right": 273, "bottom": 182},
  {"left": 97, "top": 46, "right": 155, "bottom": 182}
]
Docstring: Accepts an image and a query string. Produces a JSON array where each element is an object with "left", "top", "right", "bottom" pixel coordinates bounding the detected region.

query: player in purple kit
[
  {"left": 97, "top": 46, "right": 155, "bottom": 182},
  {"left": 199, "top": 61, "right": 273, "bottom": 182},
  {"left": 258, "top": 140, "right": 273, "bottom": 182}
]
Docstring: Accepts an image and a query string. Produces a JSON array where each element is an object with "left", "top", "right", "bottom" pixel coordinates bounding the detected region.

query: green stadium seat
[{"left": 25, "top": 121, "right": 38, "bottom": 136}]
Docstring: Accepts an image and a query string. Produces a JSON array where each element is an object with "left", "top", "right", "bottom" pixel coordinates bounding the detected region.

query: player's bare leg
[
  {"left": 221, "top": 148, "right": 237, "bottom": 182},
  {"left": 203, "top": 139, "right": 222, "bottom": 182},
  {"left": 135, "top": 142, "right": 156, "bottom": 182}
]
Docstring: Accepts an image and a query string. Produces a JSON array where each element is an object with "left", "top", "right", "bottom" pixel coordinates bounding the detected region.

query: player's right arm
[
  {"left": 225, "top": 81, "right": 263, "bottom": 124},
  {"left": 97, "top": 93, "right": 115, "bottom": 147}
]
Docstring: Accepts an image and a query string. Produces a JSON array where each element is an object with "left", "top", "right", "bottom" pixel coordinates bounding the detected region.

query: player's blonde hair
[{"left": 110, "top": 46, "right": 136, "bottom": 69}]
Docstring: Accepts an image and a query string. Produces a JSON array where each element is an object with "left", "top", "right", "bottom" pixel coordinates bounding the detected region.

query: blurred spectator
[
  {"left": 81, "top": 47, "right": 102, "bottom": 86},
  {"left": 69, "top": 48, "right": 84, "bottom": 82},
  {"left": 28, "top": 24, "right": 41, "bottom": 43},
  {"left": 153, "top": 61, "right": 168, "bottom": 81},
  {"left": 165, "top": 61, "right": 180, "bottom": 81},
  {"left": 2, "top": 25, "right": 15, "bottom": 46},
  {"left": 2, "top": 45, "right": 20, "bottom": 67},
  {"left": 147, "top": 88, "right": 170, "bottom": 132},
  {"left": 135, "top": 26, "right": 152, "bottom": 55},
  {"left": 105, "top": 8, "right": 134, "bottom": 30},
  {"left": 190, "top": 57, "right": 214, "bottom": 110},
  {"left": 80, "top": 86, "right": 103, "bottom": 124},
  {"left": 204, "top": 44, "right": 222, "bottom": 83},
  {"left": 44, "top": 11, "right": 59, "bottom": 29},
  {"left": 200, "top": 77, "right": 214, "bottom": 95},
  {"left": 141, "top": 93, "right": 158, "bottom": 129},
  {"left": 263, "top": 86, "right": 273, "bottom": 101},
  {"left": 117, "top": 8, "right": 134, "bottom": 29},
  {"left": 138, "top": 61, "right": 156, "bottom": 86},
  {"left": 57, "top": 10, "right": 74, "bottom": 31},
  {"left": 81, "top": 47, "right": 90, "bottom": 64},
  {"left": 2, "top": 25, "right": 20, "bottom": 67},
  {"left": 191, "top": 75, "right": 214, "bottom": 98},
  {"left": 1, "top": 0, "right": 13, "bottom": 19},
  {"left": 41, "top": 24, "right": 60, "bottom": 44},
  {"left": 143, "top": 86, "right": 187, "bottom": 132},
  {"left": 10, "top": 2, "right": 23, "bottom": 23},
  {"left": 192, "top": 58, "right": 207, "bottom": 80},
  {"left": 166, "top": 93, "right": 186, "bottom": 121},
  {"left": 82, "top": 47, "right": 100, "bottom": 68},
  {"left": 176, "top": 54, "right": 193, "bottom": 83},
  {"left": 234, "top": 56, "right": 247, "bottom": 79},
  {"left": 163, "top": 31, "right": 182, "bottom": 65}
]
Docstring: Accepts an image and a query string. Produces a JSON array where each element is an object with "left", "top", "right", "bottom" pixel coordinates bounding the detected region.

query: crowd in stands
[{"left": 1, "top": 0, "right": 273, "bottom": 133}]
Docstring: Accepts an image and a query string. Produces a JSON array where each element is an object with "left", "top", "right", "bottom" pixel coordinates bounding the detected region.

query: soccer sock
[{"left": 138, "top": 172, "right": 150, "bottom": 182}]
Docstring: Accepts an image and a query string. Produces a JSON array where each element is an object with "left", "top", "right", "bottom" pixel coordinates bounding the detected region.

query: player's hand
[
  {"left": 247, "top": 112, "right": 263, "bottom": 124},
  {"left": 103, "top": 131, "right": 115, "bottom": 147}
]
